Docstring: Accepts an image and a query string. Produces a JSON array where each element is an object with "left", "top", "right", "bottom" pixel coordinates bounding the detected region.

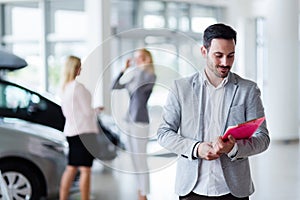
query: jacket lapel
[
  {"left": 222, "top": 73, "right": 239, "bottom": 134},
  {"left": 192, "top": 73, "right": 204, "bottom": 141}
]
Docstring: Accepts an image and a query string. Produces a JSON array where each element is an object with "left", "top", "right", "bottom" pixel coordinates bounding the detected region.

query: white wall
[{"left": 227, "top": 0, "right": 299, "bottom": 140}]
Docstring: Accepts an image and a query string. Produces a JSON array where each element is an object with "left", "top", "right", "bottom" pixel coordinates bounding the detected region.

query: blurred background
[{"left": 0, "top": 0, "right": 299, "bottom": 199}]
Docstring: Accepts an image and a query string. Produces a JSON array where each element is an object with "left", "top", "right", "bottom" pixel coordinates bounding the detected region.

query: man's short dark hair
[{"left": 203, "top": 23, "right": 237, "bottom": 50}]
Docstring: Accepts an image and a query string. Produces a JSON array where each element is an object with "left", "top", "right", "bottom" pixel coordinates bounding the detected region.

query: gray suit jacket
[
  {"left": 112, "top": 68, "right": 156, "bottom": 123},
  {"left": 157, "top": 72, "right": 270, "bottom": 197}
]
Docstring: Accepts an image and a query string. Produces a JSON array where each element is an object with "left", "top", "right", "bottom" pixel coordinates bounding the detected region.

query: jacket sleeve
[
  {"left": 235, "top": 83, "right": 270, "bottom": 159},
  {"left": 111, "top": 72, "right": 126, "bottom": 89},
  {"left": 157, "top": 81, "right": 199, "bottom": 160}
]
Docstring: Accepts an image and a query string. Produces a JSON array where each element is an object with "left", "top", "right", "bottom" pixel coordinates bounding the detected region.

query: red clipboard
[{"left": 222, "top": 116, "right": 265, "bottom": 141}]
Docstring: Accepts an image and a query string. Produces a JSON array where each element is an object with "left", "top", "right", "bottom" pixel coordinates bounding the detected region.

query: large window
[
  {"left": 0, "top": 0, "right": 87, "bottom": 96},
  {"left": 2, "top": 3, "right": 42, "bottom": 90},
  {"left": 47, "top": 1, "right": 88, "bottom": 94},
  {"left": 191, "top": 6, "right": 219, "bottom": 33}
]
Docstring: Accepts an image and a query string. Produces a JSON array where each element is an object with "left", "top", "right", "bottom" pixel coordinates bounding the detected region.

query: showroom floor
[{"left": 69, "top": 140, "right": 300, "bottom": 200}]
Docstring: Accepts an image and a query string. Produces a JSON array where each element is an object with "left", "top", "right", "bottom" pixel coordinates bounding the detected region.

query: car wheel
[{"left": 0, "top": 161, "right": 45, "bottom": 200}]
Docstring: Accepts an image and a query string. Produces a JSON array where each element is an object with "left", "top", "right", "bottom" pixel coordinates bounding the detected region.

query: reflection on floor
[{"left": 70, "top": 141, "right": 300, "bottom": 200}]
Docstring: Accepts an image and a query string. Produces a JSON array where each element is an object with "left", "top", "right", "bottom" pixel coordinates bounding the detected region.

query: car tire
[{"left": 0, "top": 161, "right": 45, "bottom": 200}]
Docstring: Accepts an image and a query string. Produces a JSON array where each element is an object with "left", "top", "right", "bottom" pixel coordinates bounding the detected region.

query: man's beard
[{"left": 215, "top": 65, "right": 231, "bottom": 78}]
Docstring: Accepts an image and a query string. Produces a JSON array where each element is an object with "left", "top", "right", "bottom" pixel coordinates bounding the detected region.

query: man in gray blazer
[{"left": 157, "top": 23, "right": 270, "bottom": 200}]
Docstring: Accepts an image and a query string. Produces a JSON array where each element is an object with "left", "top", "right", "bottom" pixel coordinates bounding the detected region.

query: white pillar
[
  {"left": 264, "top": 0, "right": 299, "bottom": 140},
  {"left": 79, "top": 0, "right": 111, "bottom": 114},
  {"left": 39, "top": 0, "right": 48, "bottom": 91}
]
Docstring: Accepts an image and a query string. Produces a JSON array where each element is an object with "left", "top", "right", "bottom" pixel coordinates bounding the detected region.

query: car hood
[{"left": 0, "top": 118, "right": 66, "bottom": 145}]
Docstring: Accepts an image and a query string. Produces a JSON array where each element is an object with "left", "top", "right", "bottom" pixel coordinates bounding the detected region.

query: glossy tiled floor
[{"left": 70, "top": 141, "right": 300, "bottom": 200}]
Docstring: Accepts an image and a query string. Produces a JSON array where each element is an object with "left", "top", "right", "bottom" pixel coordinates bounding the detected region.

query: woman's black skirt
[{"left": 66, "top": 134, "right": 94, "bottom": 167}]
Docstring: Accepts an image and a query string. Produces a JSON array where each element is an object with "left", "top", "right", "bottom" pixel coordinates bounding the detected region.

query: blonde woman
[
  {"left": 59, "top": 55, "right": 99, "bottom": 200},
  {"left": 112, "top": 48, "right": 157, "bottom": 200}
]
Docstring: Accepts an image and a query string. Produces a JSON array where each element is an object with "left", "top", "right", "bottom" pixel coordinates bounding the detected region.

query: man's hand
[
  {"left": 213, "top": 135, "right": 236, "bottom": 155},
  {"left": 197, "top": 142, "right": 220, "bottom": 160}
]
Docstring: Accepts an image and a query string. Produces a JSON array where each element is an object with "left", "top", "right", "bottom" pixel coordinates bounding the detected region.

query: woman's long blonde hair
[
  {"left": 136, "top": 48, "right": 155, "bottom": 74},
  {"left": 62, "top": 55, "right": 81, "bottom": 91}
]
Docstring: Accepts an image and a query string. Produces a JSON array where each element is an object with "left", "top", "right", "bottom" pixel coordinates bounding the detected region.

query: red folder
[{"left": 222, "top": 116, "right": 265, "bottom": 141}]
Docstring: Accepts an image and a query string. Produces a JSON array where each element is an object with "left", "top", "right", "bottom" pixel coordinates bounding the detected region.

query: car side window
[
  {"left": 0, "top": 82, "right": 64, "bottom": 130},
  {"left": 0, "top": 83, "right": 30, "bottom": 109}
]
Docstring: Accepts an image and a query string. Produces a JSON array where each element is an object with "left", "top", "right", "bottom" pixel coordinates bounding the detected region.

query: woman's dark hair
[{"left": 203, "top": 23, "right": 237, "bottom": 50}]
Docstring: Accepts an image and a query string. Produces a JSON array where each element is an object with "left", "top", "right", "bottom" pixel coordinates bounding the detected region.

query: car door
[{"left": 0, "top": 79, "right": 65, "bottom": 131}]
